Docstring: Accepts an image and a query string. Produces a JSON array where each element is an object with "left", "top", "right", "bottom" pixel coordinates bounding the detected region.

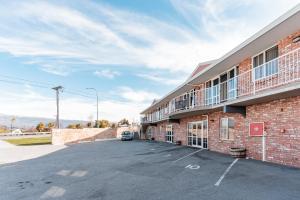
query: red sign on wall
[{"left": 249, "top": 122, "right": 264, "bottom": 137}]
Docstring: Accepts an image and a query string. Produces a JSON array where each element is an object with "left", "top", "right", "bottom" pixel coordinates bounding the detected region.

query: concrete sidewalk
[
  {"left": 0, "top": 140, "right": 66, "bottom": 164},
  {"left": 0, "top": 140, "right": 15, "bottom": 148}
]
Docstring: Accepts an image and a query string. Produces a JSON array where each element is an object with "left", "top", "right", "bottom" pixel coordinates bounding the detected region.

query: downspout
[{"left": 202, "top": 114, "right": 209, "bottom": 149}]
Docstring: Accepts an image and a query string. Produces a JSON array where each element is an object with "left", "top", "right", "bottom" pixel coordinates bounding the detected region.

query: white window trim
[
  {"left": 251, "top": 43, "right": 279, "bottom": 81},
  {"left": 219, "top": 117, "right": 234, "bottom": 141}
]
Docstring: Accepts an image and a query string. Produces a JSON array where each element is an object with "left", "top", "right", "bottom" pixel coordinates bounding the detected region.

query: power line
[
  {"left": 0, "top": 76, "right": 95, "bottom": 99},
  {"left": 0, "top": 74, "right": 54, "bottom": 87},
  {"left": 63, "top": 90, "right": 94, "bottom": 99},
  {"left": 0, "top": 79, "right": 50, "bottom": 89}
]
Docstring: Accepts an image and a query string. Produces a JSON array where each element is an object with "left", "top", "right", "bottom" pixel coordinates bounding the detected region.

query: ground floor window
[
  {"left": 220, "top": 118, "right": 234, "bottom": 140},
  {"left": 165, "top": 125, "right": 173, "bottom": 143}
]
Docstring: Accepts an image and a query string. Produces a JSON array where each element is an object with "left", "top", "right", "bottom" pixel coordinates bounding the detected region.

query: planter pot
[
  {"left": 176, "top": 141, "right": 182, "bottom": 145},
  {"left": 230, "top": 147, "right": 246, "bottom": 158}
]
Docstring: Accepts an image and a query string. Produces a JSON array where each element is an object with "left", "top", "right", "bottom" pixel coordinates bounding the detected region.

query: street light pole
[
  {"left": 52, "top": 86, "right": 63, "bottom": 129},
  {"left": 86, "top": 88, "right": 99, "bottom": 127}
]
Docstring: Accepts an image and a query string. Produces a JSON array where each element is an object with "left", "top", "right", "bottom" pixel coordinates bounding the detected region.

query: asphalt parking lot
[{"left": 1, "top": 140, "right": 300, "bottom": 200}]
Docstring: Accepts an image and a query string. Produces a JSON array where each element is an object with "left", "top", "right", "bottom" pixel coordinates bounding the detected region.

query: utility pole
[
  {"left": 86, "top": 88, "right": 99, "bottom": 128},
  {"left": 52, "top": 86, "right": 63, "bottom": 129}
]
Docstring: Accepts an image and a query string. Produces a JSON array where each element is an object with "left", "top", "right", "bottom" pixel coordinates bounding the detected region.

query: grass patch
[{"left": 4, "top": 137, "right": 52, "bottom": 146}]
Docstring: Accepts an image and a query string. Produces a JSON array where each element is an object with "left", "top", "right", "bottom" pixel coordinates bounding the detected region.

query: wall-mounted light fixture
[{"left": 292, "top": 35, "right": 300, "bottom": 43}]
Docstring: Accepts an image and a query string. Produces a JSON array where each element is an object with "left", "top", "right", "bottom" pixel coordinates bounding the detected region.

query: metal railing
[{"left": 143, "top": 47, "right": 300, "bottom": 123}]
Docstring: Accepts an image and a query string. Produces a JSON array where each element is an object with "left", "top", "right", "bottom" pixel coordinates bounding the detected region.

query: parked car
[
  {"left": 11, "top": 129, "right": 23, "bottom": 135},
  {"left": 121, "top": 131, "right": 133, "bottom": 141}
]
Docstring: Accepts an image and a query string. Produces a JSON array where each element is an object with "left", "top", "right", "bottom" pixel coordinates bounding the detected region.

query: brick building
[{"left": 140, "top": 5, "right": 300, "bottom": 168}]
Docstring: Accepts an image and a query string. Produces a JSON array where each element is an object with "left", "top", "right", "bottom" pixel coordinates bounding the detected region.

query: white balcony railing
[{"left": 143, "top": 47, "right": 300, "bottom": 123}]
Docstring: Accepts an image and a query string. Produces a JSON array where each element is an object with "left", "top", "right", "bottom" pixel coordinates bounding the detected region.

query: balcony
[{"left": 143, "top": 47, "right": 300, "bottom": 123}]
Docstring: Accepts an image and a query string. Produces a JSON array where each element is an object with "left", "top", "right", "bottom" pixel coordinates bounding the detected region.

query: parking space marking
[
  {"left": 40, "top": 186, "right": 65, "bottom": 199},
  {"left": 214, "top": 158, "right": 239, "bottom": 186},
  {"left": 172, "top": 149, "right": 203, "bottom": 163},
  {"left": 185, "top": 164, "right": 200, "bottom": 170}
]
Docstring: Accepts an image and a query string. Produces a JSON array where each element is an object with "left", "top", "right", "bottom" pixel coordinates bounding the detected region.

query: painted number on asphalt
[{"left": 185, "top": 164, "right": 200, "bottom": 170}]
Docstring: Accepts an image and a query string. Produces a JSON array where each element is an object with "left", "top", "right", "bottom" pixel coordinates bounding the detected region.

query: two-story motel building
[{"left": 141, "top": 5, "right": 300, "bottom": 168}]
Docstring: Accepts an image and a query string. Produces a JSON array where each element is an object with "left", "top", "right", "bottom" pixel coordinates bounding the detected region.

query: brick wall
[
  {"left": 278, "top": 30, "right": 300, "bottom": 55},
  {"left": 151, "top": 96, "right": 300, "bottom": 168},
  {"left": 246, "top": 96, "right": 300, "bottom": 167},
  {"left": 145, "top": 30, "right": 300, "bottom": 167}
]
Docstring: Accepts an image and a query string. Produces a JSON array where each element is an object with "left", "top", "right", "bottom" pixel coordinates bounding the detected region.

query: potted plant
[{"left": 230, "top": 147, "right": 246, "bottom": 158}]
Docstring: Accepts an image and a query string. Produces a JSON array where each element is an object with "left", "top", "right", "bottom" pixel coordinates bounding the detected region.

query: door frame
[
  {"left": 165, "top": 124, "right": 174, "bottom": 143},
  {"left": 187, "top": 121, "right": 208, "bottom": 149}
]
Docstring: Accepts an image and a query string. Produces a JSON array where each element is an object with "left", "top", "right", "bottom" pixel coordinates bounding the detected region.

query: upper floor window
[{"left": 253, "top": 45, "right": 279, "bottom": 80}]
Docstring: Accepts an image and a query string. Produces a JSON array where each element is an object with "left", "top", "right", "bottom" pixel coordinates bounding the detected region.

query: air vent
[{"left": 292, "top": 35, "right": 300, "bottom": 43}]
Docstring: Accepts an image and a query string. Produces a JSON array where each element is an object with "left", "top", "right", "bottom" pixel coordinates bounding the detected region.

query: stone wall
[{"left": 52, "top": 128, "right": 117, "bottom": 145}]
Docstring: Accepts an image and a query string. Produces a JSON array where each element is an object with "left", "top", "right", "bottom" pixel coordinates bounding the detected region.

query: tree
[
  {"left": 67, "top": 124, "right": 76, "bottom": 129},
  {"left": 47, "top": 122, "right": 55, "bottom": 129},
  {"left": 36, "top": 122, "right": 45, "bottom": 132},
  {"left": 94, "top": 120, "right": 109, "bottom": 128},
  {"left": 99, "top": 120, "right": 109, "bottom": 128},
  {"left": 76, "top": 124, "right": 82, "bottom": 129},
  {"left": 110, "top": 123, "right": 117, "bottom": 128},
  {"left": 86, "top": 122, "right": 92, "bottom": 128},
  {"left": 119, "top": 118, "right": 129, "bottom": 126}
]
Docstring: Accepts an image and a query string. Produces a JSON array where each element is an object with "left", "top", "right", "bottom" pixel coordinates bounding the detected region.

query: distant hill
[{"left": 0, "top": 114, "right": 88, "bottom": 129}]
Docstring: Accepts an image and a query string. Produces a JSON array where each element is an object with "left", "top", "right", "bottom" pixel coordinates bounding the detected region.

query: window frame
[
  {"left": 165, "top": 124, "right": 174, "bottom": 143},
  {"left": 252, "top": 44, "right": 279, "bottom": 80},
  {"left": 219, "top": 117, "right": 234, "bottom": 141}
]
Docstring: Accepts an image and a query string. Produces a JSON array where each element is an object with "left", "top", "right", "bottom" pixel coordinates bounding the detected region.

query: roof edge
[{"left": 140, "top": 3, "right": 300, "bottom": 115}]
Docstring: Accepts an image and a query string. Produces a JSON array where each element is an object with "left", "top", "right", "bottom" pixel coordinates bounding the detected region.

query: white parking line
[
  {"left": 214, "top": 158, "right": 239, "bottom": 186},
  {"left": 172, "top": 149, "right": 203, "bottom": 163},
  {"left": 40, "top": 186, "right": 65, "bottom": 199}
]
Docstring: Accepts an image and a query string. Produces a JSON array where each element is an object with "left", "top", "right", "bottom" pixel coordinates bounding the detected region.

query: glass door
[
  {"left": 212, "top": 78, "right": 220, "bottom": 105},
  {"left": 187, "top": 121, "right": 207, "bottom": 149},
  {"left": 165, "top": 125, "right": 173, "bottom": 143},
  {"left": 220, "top": 73, "right": 228, "bottom": 102},
  {"left": 192, "top": 123, "right": 197, "bottom": 146}
]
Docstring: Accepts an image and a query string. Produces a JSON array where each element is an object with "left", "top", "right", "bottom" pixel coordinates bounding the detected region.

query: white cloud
[
  {"left": 0, "top": 0, "right": 299, "bottom": 121},
  {"left": 0, "top": 86, "right": 144, "bottom": 122},
  {"left": 136, "top": 73, "right": 185, "bottom": 86},
  {"left": 94, "top": 69, "right": 120, "bottom": 79},
  {"left": 0, "top": 0, "right": 298, "bottom": 76},
  {"left": 118, "top": 86, "right": 160, "bottom": 103},
  {"left": 40, "top": 65, "right": 70, "bottom": 76}
]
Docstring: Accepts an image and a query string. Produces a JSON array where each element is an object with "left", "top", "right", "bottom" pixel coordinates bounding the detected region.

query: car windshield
[{"left": 122, "top": 132, "right": 131, "bottom": 135}]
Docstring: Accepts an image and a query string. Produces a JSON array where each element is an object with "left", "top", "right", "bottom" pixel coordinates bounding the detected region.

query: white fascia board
[{"left": 141, "top": 3, "right": 300, "bottom": 114}]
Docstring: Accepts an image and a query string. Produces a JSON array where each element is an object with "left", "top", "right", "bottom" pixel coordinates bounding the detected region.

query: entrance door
[
  {"left": 166, "top": 125, "right": 173, "bottom": 143},
  {"left": 187, "top": 121, "right": 208, "bottom": 149}
]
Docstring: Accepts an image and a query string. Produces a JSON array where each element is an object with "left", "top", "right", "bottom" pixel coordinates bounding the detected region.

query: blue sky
[{"left": 0, "top": 0, "right": 299, "bottom": 122}]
